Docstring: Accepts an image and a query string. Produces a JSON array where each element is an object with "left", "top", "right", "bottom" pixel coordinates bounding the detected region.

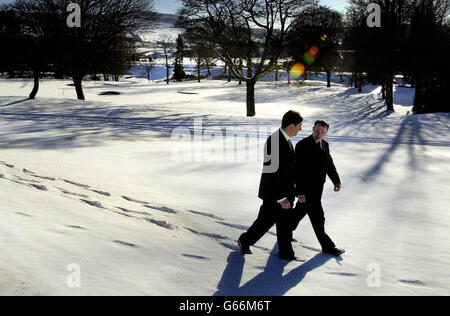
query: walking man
[
  {"left": 238, "top": 111, "right": 303, "bottom": 261},
  {"left": 293, "top": 120, "right": 345, "bottom": 257}
]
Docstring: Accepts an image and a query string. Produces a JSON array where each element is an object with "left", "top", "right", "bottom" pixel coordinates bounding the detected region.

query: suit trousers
[
  {"left": 291, "top": 185, "right": 336, "bottom": 251},
  {"left": 240, "top": 201, "right": 295, "bottom": 256}
]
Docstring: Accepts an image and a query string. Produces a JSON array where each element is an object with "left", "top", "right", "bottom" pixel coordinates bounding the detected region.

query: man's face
[
  {"left": 288, "top": 122, "right": 303, "bottom": 137},
  {"left": 312, "top": 124, "right": 328, "bottom": 142}
]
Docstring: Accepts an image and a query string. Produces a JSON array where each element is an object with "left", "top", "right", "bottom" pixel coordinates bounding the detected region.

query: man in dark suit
[
  {"left": 293, "top": 120, "right": 345, "bottom": 257},
  {"left": 238, "top": 111, "right": 303, "bottom": 261}
]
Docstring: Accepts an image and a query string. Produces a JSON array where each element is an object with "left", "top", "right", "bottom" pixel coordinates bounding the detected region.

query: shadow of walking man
[{"left": 214, "top": 244, "right": 339, "bottom": 296}]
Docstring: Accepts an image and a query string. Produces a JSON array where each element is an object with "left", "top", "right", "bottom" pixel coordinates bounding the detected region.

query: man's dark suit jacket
[
  {"left": 295, "top": 135, "right": 341, "bottom": 197},
  {"left": 258, "top": 130, "right": 296, "bottom": 203}
]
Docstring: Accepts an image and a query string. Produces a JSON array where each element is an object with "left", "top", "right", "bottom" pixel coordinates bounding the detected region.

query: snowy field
[{"left": 0, "top": 73, "right": 449, "bottom": 296}]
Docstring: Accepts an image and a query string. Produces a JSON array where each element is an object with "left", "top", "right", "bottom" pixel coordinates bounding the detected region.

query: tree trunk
[
  {"left": 381, "top": 83, "right": 386, "bottom": 99},
  {"left": 197, "top": 59, "right": 201, "bottom": 83},
  {"left": 358, "top": 73, "right": 363, "bottom": 93},
  {"left": 246, "top": 79, "right": 256, "bottom": 117},
  {"left": 206, "top": 59, "right": 211, "bottom": 76},
  {"left": 73, "top": 75, "right": 85, "bottom": 100},
  {"left": 385, "top": 75, "right": 394, "bottom": 111},
  {"left": 238, "top": 60, "right": 243, "bottom": 86},
  {"left": 326, "top": 71, "right": 331, "bottom": 88},
  {"left": 165, "top": 53, "right": 170, "bottom": 85},
  {"left": 29, "top": 69, "right": 40, "bottom": 100}
]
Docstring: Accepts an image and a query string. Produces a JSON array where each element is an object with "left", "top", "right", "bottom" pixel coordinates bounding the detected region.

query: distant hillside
[{"left": 132, "top": 12, "right": 185, "bottom": 44}]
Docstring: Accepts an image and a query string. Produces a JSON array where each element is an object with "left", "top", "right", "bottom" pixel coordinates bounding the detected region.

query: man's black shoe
[
  {"left": 323, "top": 248, "right": 345, "bottom": 257},
  {"left": 238, "top": 239, "right": 252, "bottom": 254}
]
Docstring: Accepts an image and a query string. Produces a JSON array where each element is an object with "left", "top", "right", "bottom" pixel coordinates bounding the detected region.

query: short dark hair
[
  {"left": 314, "top": 119, "right": 330, "bottom": 129},
  {"left": 282, "top": 110, "right": 303, "bottom": 128}
]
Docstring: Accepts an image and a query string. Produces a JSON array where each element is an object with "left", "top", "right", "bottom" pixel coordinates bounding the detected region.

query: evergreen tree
[{"left": 173, "top": 34, "right": 186, "bottom": 81}]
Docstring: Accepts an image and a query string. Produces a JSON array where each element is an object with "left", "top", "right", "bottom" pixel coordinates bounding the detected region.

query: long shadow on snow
[
  {"left": 213, "top": 245, "right": 335, "bottom": 296},
  {"left": 361, "top": 116, "right": 431, "bottom": 182},
  {"left": 0, "top": 109, "right": 277, "bottom": 149}
]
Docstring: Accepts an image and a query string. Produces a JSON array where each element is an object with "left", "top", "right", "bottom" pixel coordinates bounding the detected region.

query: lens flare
[
  {"left": 321, "top": 34, "right": 328, "bottom": 41},
  {"left": 309, "top": 46, "right": 319, "bottom": 55},
  {"left": 303, "top": 46, "right": 319, "bottom": 65},
  {"left": 289, "top": 63, "right": 305, "bottom": 79},
  {"left": 303, "top": 53, "right": 316, "bottom": 65}
]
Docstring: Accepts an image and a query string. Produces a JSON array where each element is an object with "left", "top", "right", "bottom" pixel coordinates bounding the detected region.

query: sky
[{"left": 0, "top": 0, "right": 349, "bottom": 14}]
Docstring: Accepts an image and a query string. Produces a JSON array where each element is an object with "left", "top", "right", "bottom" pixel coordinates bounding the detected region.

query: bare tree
[
  {"left": 12, "top": 0, "right": 157, "bottom": 100},
  {"left": 157, "top": 34, "right": 175, "bottom": 84},
  {"left": 180, "top": 0, "right": 317, "bottom": 117},
  {"left": 184, "top": 25, "right": 216, "bottom": 82},
  {"left": 140, "top": 54, "right": 156, "bottom": 81}
]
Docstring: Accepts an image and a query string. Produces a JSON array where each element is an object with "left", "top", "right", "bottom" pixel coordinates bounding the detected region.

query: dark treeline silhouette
[
  {"left": 0, "top": 0, "right": 157, "bottom": 100},
  {"left": 344, "top": 0, "right": 449, "bottom": 113},
  {"left": 178, "top": 0, "right": 318, "bottom": 117},
  {"left": 176, "top": 0, "right": 449, "bottom": 115},
  {"left": 0, "top": 0, "right": 449, "bottom": 114}
]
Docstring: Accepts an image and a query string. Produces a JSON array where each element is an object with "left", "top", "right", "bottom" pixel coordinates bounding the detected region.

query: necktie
[
  {"left": 288, "top": 139, "right": 294, "bottom": 152},
  {"left": 317, "top": 141, "right": 323, "bottom": 152}
]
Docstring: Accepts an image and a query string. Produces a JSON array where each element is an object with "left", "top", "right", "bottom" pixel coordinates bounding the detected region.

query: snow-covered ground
[{"left": 0, "top": 73, "right": 449, "bottom": 296}]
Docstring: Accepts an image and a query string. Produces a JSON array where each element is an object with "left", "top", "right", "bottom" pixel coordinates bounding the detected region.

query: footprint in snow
[
  {"left": 67, "top": 225, "right": 86, "bottom": 230},
  {"left": 29, "top": 174, "right": 56, "bottom": 181},
  {"left": 63, "top": 179, "right": 90, "bottom": 189},
  {"left": 116, "top": 207, "right": 151, "bottom": 216},
  {"left": 80, "top": 199, "right": 104, "bottom": 209},
  {"left": 22, "top": 169, "right": 36, "bottom": 175},
  {"left": 184, "top": 227, "right": 229, "bottom": 240},
  {"left": 122, "top": 195, "right": 149, "bottom": 205},
  {"left": 58, "top": 188, "right": 89, "bottom": 198},
  {"left": 89, "top": 189, "right": 111, "bottom": 197},
  {"left": 113, "top": 240, "right": 137, "bottom": 248},
  {"left": 15, "top": 176, "right": 41, "bottom": 184},
  {"left": 16, "top": 212, "right": 32, "bottom": 217},
  {"left": 144, "top": 218, "right": 175, "bottom": 230},
  {"left": 189, "top": 210, "right": 224, "bottom": 221},
  {"left": 143, "top": 204, "right": 177, "bottom": 214},
  {"left": 399, "top": 280, "right": 427, "bottom": 286},
  {"left": 0, "top": 161, "right": 14, "bottom": 168},
  {"left": 29, "top": 184, "right": 48, "bottom": 191},
  {"left": 182, "top": 254, "right": 210, "bottom": 261}
]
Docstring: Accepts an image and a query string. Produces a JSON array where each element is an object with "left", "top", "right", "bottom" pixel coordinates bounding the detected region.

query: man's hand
[
  {"left": 280, "top": 199, "right": 291, "bottom": 210},
  {"left": 297, "top": 195, "right": 306, "bottom": 204},
  {"left": 334, "top": 184, "right": 342, "bottom": 192}
]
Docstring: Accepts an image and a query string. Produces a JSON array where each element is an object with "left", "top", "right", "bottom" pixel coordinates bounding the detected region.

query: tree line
[
  {"left": 1, "top": 0, "right": 449, "bottom": 116},
  {"left": 0, "top": 0, "right": 157, "bottom": 100},
  {"left": 176, "top": 0, "right": 449, "bottom": 116}
]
